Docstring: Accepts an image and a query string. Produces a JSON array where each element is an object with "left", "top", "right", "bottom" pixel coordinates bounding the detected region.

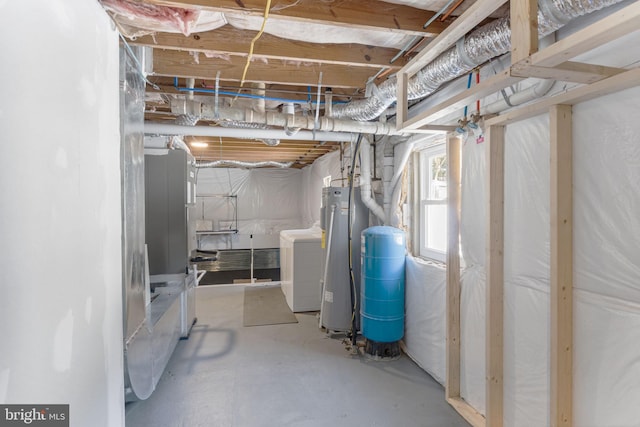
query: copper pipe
[{"left": 440, "top": 0, "right": 465, "bottom": 21}]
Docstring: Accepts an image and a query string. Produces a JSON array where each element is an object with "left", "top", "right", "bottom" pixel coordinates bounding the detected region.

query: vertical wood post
[
  {"left": 510, "top": 0, "right": 538, "bottom": 63},
  {"left": 550, "top": 104, "right": 573, "bottom": 427},
  {"left": 446, "top": 133, "right": 462, "bottom": 399},
  {"left": 485, "top": 125, "right": 505, "bottom": 427}
]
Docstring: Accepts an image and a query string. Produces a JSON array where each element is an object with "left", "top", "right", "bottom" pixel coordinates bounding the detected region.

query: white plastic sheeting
[
  {"left": 572, "top": 87, "right": 640, "bottom": 427},
  {"left": 403, "top": 256, "right": 447, "bottom": 385},
  {"left": 195, "top": 168, "right": 304, "bottom": 249},
  {"left": 100, "top": 0, "right": 446, "bottom": 49},
  {"left": 300, "top": 150, "right": 349, "bottom": 227}
]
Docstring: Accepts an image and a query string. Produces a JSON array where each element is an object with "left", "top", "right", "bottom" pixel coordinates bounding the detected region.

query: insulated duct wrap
[
  {"left": 331, "top": 0, "right": 625, "bottom": 121},
  {"left": 219, "top": 120, "right": 281, "bottom": 146},
  {"left": 196, "top": 160, "right": 293, "bottom": 168},
  {"left": 174, "top": 114, "right": 200, "bottom": 126}
]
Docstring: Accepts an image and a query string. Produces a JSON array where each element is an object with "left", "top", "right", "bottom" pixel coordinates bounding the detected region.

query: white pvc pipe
[
  {"left": 359, "top": 136, "right": 386, "bottom": 223},
  {"left": 169, "top": 136, "right": 192, "bottom": 155},
  {"left": 186, "top": 78, "right": 195, "bottom": 101},
  {"left": 481, "top": 78, "right": 556, "bottom": 115},
  {"left": 144, "top": 122, "right": 358, "bottom": 142},
  {"left": 388, "top": 138, "right": 420, "bottom": 227}
]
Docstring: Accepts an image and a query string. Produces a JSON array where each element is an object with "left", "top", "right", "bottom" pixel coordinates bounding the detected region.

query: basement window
[{"left": 418, "top": 144, "right": 447, "bottom": 262}]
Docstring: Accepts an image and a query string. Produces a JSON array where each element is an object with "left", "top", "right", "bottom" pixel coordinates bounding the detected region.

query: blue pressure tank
[{"left": 360, "top": 226, "right": 406, "bottom": 349}]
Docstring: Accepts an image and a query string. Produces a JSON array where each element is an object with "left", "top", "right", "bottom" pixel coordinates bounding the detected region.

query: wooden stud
[
  {"left": 510, "top": 61, "right": 624, "bottom": 84},
  {"left": 448, "top": 397, "right": 486, "bottom": 427},
  {"left": 550, "top": 104, "right": 573, "bottom": 427},
  {"left": 485, "top": 125, "right": 505, "bottom": 427},
  {"left": 510, "top": 0, "right": 538, "bottom": 63},
  {"left": 446, "top": 132, "right": 462, "bottom": 400}
]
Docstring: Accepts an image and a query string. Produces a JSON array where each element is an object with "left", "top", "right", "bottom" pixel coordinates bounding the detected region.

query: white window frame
[{"left": 417, "top": 143, "right": 447, "bottom": 262}]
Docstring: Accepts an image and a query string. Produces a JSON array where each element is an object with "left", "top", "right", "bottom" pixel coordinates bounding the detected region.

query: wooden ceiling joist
[
  {"left": 153, "top": 49, "right": 376, "bottom": 88},
  {"left": 130, "top": 27, "right": 407, "bottom": 69},
  {"left": 145, "top": 0, "right": 448, "bottom": 37}
]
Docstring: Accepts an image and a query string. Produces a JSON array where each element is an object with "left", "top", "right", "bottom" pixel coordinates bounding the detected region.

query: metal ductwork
[
  {"left": 331, "top": 0, "right": 625, "bottom": 121},
  {"left": 218, "top": 120, "right": 281, "bottom": 146},
  {"left": 171, "top": 99, "right": 397, "bottom": 136},
  {"left": 196, "top": 160, "right": 294, "bottom": 168}
]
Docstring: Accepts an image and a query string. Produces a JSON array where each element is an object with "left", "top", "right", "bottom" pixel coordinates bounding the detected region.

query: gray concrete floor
[{"left": 126, "top": 285, "right": 470, "bottom": 427}]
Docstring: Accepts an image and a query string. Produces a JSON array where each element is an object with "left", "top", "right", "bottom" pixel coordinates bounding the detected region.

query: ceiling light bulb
[{"left": 190, "top": 142, "right": 209, "bottom": 148}]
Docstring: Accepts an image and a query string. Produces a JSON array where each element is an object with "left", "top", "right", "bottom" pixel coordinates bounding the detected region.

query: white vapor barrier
[
  {"left": 195, "top": 168, "right": 303, "bottom": 249},
  {"left": 503, "top": 114, "right": 551, "bottom": 426},
  {"left": 0, "top": 1, "right": 124, "bottom": 426},
  {"left": 572, "top": 87, "right": 640, "bottom": 426},
  {"left": 300, "top": 150, "right": 346, "bottom": 227},
  {"left": 403, "top": 256, "right": 447, "bottom": 384},
  {"left": 459, "top": 137, "right": 487, "bottom": 415}
]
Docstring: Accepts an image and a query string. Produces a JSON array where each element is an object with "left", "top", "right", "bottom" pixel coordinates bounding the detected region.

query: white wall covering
[
  {"left": 196, "top": 168, "right": 304, "bottom": 249},
  {"left": 0, "top": 1, "right": 124, "bottom": 426},
  {"left": 300, "top": 151, "right": 345, "bottom": 227},
  {"left": 459, "top": 137, "right": 487, "bottom": 415},
  {"left": 572, "top": 87, "right": 640, "bottom": 427},
  {"left": 404, "top": 257, "right": 447, "bottom": 384},
  {"left": 503, "top": 115, "right": 551, "bottom": 426}
]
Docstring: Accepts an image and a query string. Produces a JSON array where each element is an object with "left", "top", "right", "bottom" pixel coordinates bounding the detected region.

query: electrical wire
[
  {"left": 347, "top": 134, "right": 363, "bottom": 346},
  {"left": 238, "top": 0, "right": 272, "bottom": 90}
]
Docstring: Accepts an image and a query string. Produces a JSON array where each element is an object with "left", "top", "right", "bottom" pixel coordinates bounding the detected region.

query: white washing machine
[{"left": 279, "top": 227, "right": 323, "bottom": 312}]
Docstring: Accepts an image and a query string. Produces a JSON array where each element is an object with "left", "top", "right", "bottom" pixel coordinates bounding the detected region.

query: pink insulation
[{"left": 100, "top": 0, "right": 200, "bottom": 36}]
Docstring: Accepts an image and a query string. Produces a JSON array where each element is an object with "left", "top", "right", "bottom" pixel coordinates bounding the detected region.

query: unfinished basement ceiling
[{"left": 102, "top": 0, "right": 479, "bottom": 167}]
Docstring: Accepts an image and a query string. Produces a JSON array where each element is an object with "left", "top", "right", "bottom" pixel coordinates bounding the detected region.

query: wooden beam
[
  {"left": 511, "top": 61, "right": 624, "bottom": 84},
  {"left": 399, "top": 0, "right": 508, "bottom": 76},
  {"left": 550, "top": 104, "right": 573, "bottom": 427},
  {"left": 446, "top": 133, "right": 462, "bottom": 399},
  {"left": 146, "top": 0, "right": 448, "bottom": 37},
  {"left": 130, "top": 27, "right": 405, "bottom": 69},
  {"left": 447, "top": 397, "right": 486, "bottom": 427},
  {"left": 152, "top": 49, "right": 374, "bottom": 89},
  {"left": 484, "top": 67, "right": 640, "bottom": 126},
  {"left": 485, "top": 124, "right": 505, "bottom": 427},
  {"left": 403, "top": 70, "right": 521, "bottom": 129},
  {"left": 403, "top": 125, "right": 458, "bottom": 133},
  {"left": 529, "top": 0, "right": 640, "bottom": 67},
  {"left": 510, "top": 0, "right": 538, "bottom": 63}
]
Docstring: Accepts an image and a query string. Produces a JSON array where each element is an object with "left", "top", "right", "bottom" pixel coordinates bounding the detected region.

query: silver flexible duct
[
  {"left": 219, "top": 120, "right": 281, "bottom": 146},
  {"left": 331, "top": 0, "right": 624, "bottom": 121},
  {"left": 174, "top": 114, "right": 199, "bottom": 126},
  {"left": 196, "top": 160, "right": 294, "bottom": 168}
]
